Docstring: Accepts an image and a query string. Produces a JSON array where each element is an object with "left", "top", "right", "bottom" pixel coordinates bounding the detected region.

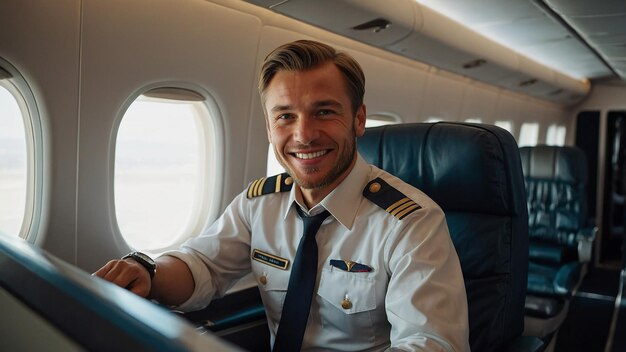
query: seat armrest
[
  {"left": 576, "top": 226, "right": 597, "bottom": 262},
  {"left": 553, "top": 262, "right": 582, "bottom": 295},
  {"left": 524, "top": 295, "right": 565, "bottom": 319},
  {"left": 503, "top": 335, "right": 545, "bottom": 352}
]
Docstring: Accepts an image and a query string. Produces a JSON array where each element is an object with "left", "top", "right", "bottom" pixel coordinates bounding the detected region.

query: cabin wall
[
  {"left": 75, "top": 0, "right": 262, "bottom": 269},
  {"left": 0, "top": 0, "right": 81, "bottom": 262},
  {"left": 1, "top": 0, "right": 570, "bottom": 270}
]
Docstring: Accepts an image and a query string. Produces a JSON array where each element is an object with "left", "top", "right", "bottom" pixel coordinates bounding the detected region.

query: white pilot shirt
[{"left": 166, "top": 154, "right": 470, "bottom": 352}]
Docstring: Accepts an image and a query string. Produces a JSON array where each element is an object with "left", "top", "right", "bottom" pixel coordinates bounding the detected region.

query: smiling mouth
[{"left": 293, "top": 150, "right": 329, "bottom": 160}]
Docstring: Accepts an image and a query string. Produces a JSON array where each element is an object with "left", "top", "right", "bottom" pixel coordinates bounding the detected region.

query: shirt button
[
  {"left": 285, "top": 176, "right": 293, "bottom": 185},
  {"left": 341, "top": 298, "right": 352, "bottom": 310},
  {"left": 369, "top": 182, "right": 381, "bottom": 193},
  {"left": 260, "top": 275, "right": 267, "bottom": 285}
]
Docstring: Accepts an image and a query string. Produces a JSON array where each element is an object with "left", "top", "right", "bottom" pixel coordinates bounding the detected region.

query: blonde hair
[{"left": 259, "top": 40, "right": 365, "bottom": 115}]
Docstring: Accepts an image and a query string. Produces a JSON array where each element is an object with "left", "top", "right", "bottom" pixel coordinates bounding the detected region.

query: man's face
[{"left": 264, "top": 61, "right": 366, "bottom": 192}]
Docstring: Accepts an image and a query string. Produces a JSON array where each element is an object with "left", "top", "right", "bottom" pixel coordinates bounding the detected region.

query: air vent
[
  {"left": 462, "top": 59, "right": 486, "bottom": 69},
  {"left": 519, "top": 79, "right": 538, "bottom": 87},
  {"left": 351, "top": 18, "right": 391, "bottom": 33}
]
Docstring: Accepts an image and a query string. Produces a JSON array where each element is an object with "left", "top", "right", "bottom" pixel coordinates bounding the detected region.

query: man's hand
[
  {"left": 94, "top": 258, "right": 152, "bottom": 297},
  {"left": 93, "top": 255, "right": 195, "bottom": 306}
]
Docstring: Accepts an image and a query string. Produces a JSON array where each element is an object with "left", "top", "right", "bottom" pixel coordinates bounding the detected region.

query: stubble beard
[{"left": 276, "top": 127, "right": 357, "bottom": 191}]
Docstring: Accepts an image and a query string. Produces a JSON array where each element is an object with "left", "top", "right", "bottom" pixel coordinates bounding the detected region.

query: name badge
[{"left": 252, "top": 249, "right": 289, "bottom": 270}]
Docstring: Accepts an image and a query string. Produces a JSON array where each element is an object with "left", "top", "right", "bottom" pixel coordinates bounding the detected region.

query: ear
[{"left": 354, "top": 104, "right": 366, "bottom": 137}]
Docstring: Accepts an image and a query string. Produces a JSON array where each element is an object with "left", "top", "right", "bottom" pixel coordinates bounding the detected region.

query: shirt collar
[{"left": 284, "top": 153, "right": 370, "bottom": 230}]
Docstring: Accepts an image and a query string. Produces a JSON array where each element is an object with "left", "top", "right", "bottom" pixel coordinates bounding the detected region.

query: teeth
[{"left": 295, "top": 150, "right": 327, "bottom": 159}]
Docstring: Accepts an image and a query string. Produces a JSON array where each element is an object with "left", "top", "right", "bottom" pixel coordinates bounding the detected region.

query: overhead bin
[
  {"left": 244, "top": 0, "right": 590, "bottom": 105},
  {"left": 385, "top": 5, "right": 520, "bottom": 85},
  {"left": 259, "top": 0, "right": 416, "bottom": 47}
]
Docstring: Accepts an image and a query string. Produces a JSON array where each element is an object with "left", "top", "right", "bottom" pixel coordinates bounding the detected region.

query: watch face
[{"left": 135, "top": 252, "right": 155, "bottom": 266}]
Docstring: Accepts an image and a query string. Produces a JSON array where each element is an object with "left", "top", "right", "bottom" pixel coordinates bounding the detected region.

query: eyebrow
[
  {"left": 313, "top": 100, "right": 343, "bottom": 110},
  {"left": 270, "top": 104, "right": 292, "bottom": 113},
  {"left": 269, "top": 100, "right": 343, "bottom": 113}
]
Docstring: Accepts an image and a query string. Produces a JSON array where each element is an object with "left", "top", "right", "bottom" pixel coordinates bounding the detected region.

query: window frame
[
  {"left": 366, "top": 112, "right": 403, "bottom": 127},
  {"left": 0, "top": 58, "right": 44, "bottom": 242},
  {"left": 111, "top": 84, "right": 224, "bottom": 253}
]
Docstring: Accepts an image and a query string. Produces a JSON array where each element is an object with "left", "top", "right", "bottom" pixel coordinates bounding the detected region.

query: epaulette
[
  {"left": 247, "top": 172, "right": 294, "bottom": 198},
  {"left": 363, "top": 177, "right": 421, "bottom": 220}
]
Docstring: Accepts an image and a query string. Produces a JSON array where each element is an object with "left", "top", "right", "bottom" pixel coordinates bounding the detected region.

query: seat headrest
[
  {"left": 519, "top": 145, "right": 587, "bottom": 184},
  {"left": 358, "top": 122, "right": 525, "bottom": 217}
]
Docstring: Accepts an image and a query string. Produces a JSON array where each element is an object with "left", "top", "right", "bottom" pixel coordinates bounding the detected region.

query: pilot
[{"left": 95, "top": 39, "right": 470, "bottom": 352}]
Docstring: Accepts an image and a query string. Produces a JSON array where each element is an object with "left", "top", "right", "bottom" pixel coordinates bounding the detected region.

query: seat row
[
  {"left": 358, "top": 122, "right": 595, "bottom": 352},
  {"left": 520, "top": 145, "right": 595, "bottom": 351}
]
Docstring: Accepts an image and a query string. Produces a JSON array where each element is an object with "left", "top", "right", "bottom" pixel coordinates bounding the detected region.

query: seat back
[
  {"left": 519, "top": 145, "right": 589, "bottom": 264},
  {"left": 358, "top": 122, "right": 529, "bottom": 352}
]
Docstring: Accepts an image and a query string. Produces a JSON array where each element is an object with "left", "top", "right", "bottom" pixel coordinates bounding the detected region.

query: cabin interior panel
[
  {"left": 0, "top": 0, "right": 81, "bottom": 263},
  {"left": 76, "top": 0, "right": 263, "bottom": 271}
]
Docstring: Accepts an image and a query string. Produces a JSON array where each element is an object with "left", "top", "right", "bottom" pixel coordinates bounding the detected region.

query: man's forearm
[{"left": 149, "top": 255, "right": 195, "bottom": 306}]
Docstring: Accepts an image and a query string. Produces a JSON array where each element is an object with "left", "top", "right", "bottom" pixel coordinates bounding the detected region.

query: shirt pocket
[
  {"left": 317, "top": 268, "right": 378, "bottom": 342},
  {"left": 318, "top": 268, "right": 376, "bottom": 313},
  {"left": 253, "top": 264, "right": 291, "bottom": 328}
]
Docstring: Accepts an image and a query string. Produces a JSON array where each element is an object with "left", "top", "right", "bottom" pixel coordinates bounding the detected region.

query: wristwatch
[{"left": 122, "top": 251, "right": 156, "bottom": 279}]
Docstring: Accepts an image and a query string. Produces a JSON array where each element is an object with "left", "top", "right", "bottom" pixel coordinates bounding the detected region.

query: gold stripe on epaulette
[
  {"left": 391, "top": 201, "right": 415, "bottom": 217},
  {"left": 248, "top": 174, "right": 292, "bottom": 198},
  {"left": 386, "top": 197, "right": 420, "bottom": 220},
  {"left": 275, "top": 174, "right": 282, "bottom": 193},
  {"left": 386, "top": 198, "right": 412, "bottom": 214},
  {"left": 247, "top": 178, "right": 260, "bottom": 198},
  {"left": 397, "top": 204, "right": 421, "bottom": 220},
  {"left": 255, "top": 177, "right": 267, "bottom": 197}
]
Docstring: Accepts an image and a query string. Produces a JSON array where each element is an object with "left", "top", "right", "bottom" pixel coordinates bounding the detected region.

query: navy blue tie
[{"left": 273, "top": 206, "right": 331, "bottom": 352}]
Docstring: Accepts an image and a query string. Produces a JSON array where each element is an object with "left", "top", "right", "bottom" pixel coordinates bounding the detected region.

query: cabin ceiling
[
  {"left": 417, "top": 0, "right": 624, "bottom": 82},
  {"left": 243, "top": 0, "right": 626, "bottom": 105}
]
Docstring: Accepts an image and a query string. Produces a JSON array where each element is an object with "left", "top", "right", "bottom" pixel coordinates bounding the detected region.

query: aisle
[{"left": 555, "top": 267, "right": 620, "bottom": 352}]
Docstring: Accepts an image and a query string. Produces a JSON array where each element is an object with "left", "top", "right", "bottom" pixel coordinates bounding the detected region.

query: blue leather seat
[
  {"left": 358, "top": 122, "right": 539, "bottom": 352},
  {"left": 519, "top": 145, "right": 596, "bottom": 348},
  {"left": 519, "top": 145, "right": 595, "bottom": 298}
]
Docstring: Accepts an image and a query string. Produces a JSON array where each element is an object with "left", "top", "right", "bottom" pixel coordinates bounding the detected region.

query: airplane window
[
  {"left": 465, "top": 118, "right": 482, "bottom": 123},
  {"left": 114, "top": 91, "right": 215, "bottom": 251},
  {"left": 267, "top": 144, "right": 286, "bottom": 177},
  {"left": 495, "top": 121, "right": 513, "bottom": 134},
  {"left": 0, "top": 83, "right": 28, "bottom": 237},
  {"left": 0, "top": 65, "right": 38, "bottom": 239},
  {"left": 518, "top": 122, "right": 539, "bottom": 147},
  {"left": 266, "top": 114, "right": 402, "bottom": 176},
  {"left": 546, "top": 124, "right": 566, "bottom": 146},
  {"left": 366, "top": 113, "right": 401, "bottom": 128}
]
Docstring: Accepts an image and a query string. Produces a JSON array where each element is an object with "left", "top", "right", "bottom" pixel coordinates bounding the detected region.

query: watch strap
[{"left": 122, "top": 252, "right": 156, "bottom": 279}]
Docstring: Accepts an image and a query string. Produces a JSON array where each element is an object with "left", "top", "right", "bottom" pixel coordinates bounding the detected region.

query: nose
[{"left": 293, "top": 116, "right": 320, "bottom": 145}]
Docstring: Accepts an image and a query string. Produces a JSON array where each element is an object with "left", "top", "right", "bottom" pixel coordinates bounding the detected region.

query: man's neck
[
  {"left": 299, "top": 187, "right": 329, "bottom": 210},
  {"left": 298, "top": 158, "right": 357, "bottom": 209}
]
